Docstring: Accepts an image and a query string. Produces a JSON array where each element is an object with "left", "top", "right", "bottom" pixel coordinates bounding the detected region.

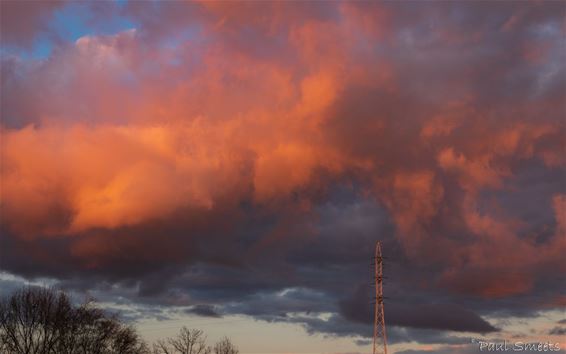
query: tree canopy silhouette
[
  {"left": 213, "top": 337, "right": 239, "bottom": 354},
  {"left": 152, "top": 327, "right": 239, "bottom": 354},
  {"left": 0, "top": 286, "right": 148, "bottom": 354},
  {"left": 153, "top": 327, "right": 211, "bottom": 354}
]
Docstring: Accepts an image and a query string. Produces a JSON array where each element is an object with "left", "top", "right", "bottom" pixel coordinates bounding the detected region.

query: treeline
[{"left": 0, "top": 287, "right": 238, "bottom": 354}]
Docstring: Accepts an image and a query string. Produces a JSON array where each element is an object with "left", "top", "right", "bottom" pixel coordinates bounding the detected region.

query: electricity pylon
[{"left": 373, "top": 241, "right": 387, "bottom": 354}]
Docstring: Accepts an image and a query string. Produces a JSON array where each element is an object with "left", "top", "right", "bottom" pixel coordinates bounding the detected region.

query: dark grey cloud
[
  {"left": 396, "top": 345, "right": 566, "bottom": 354},
  {"left": 548, "top": 326, "right": 566, "bottom": 336},
  {"left": 339, "top": 284, "right": 497, "bottom": 333},
  {"left": 185, "top": 305, "right": 222, "bottom": 318}
]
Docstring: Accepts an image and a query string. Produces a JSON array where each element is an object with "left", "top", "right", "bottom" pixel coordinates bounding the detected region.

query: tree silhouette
[
  {"left": 0, "top": 287, "right": 148, "bottom": 354},
  {"left": 152, "top": 327, "right": 211, "bottom": 354},
  {"left": 213, "top": 337, "right": 238, "bottom": 354}
]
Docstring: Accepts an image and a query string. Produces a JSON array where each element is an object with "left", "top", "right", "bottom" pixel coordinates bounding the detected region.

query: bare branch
[{"left": 0, "top": 287, "right": 148, "bottom": 354}]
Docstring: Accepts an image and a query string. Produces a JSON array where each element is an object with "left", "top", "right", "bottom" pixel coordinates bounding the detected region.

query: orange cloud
[{"left": 1, "top": 1, "right": 564, "bottom": 301}]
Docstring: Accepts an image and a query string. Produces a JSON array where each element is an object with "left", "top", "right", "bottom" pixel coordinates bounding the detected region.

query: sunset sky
[{"left": 0, "top": 1, "right": 565, "bottom": 353}]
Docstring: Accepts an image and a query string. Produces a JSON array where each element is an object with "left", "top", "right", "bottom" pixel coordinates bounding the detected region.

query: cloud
[
  {"left": 339, "top": 285, "right": 497, "bottom": 333},
  {"left": 548, "top": 327, "right": 566, "bottom": 336},
  {"left": 185, "top": 305, "right": 222, "bottom": 318},
  {"left": 1, "top": 0, "right": 565, "bottom": 345},
  {"left": 396, "top": 345, "right": 566, "bottom": 354},
  {"left": 0, "top": 0, "right": 65, "bottom": 48}
]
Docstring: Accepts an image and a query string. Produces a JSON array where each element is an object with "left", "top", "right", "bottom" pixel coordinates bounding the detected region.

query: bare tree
[
  {"left": 0, "top": 286, "right": 148, "bottom": 354},
  {"left": 213, "top": 337, "right": 238, "bottom": 354},
  {"left": 152, "top": 327, "right": 211, "bottom": 354}
]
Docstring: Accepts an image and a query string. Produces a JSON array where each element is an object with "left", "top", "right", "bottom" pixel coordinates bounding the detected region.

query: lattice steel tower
[{"left": 373, "top": 241, "right": 388, "bottom": 354}]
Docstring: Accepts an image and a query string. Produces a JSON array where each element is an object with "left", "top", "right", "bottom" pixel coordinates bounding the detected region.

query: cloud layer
[{"left": 1, "top": 0, "right": 565, "bottom": 346}]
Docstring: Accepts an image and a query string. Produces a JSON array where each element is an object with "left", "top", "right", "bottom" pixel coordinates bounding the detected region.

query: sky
[{"left": 0, "top": 1, "right": 565, "bottom": 353}]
